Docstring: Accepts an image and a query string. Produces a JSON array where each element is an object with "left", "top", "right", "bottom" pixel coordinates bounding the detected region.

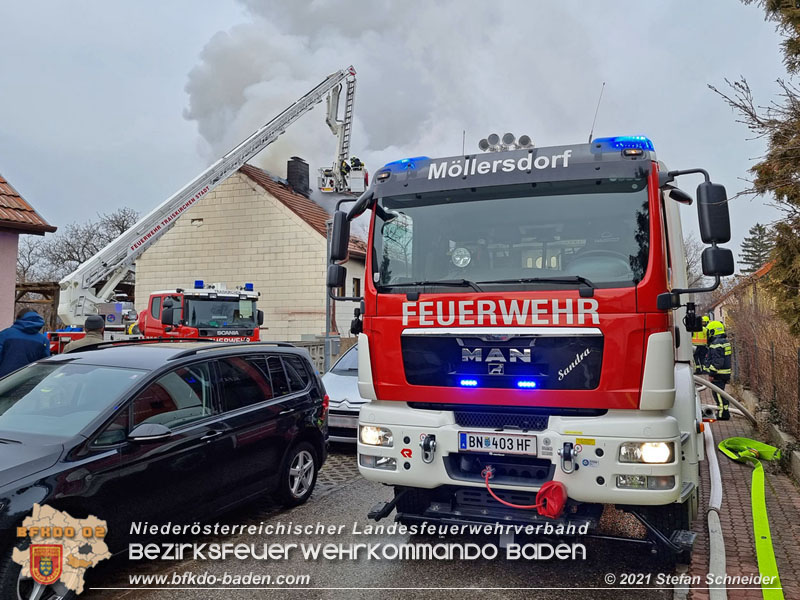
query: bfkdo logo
[
  {"left": 30, "top": 545, "right": 63, "bottom": 585},
  {"left": 12, "top": 504, "right": 111, "bottom": 595}
]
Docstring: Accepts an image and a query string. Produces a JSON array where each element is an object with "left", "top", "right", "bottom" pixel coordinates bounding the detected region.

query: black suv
[{"left": 0, "top": 341, "right": 327, "bottom": 600}]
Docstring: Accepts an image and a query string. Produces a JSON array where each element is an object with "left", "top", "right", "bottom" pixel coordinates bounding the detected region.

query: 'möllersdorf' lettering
[
  {"left": 402, "top": 298, "right": 599, "bottom": 327},
  {"left": 428, "top": 150, "right": 573, "bottom": 180}
]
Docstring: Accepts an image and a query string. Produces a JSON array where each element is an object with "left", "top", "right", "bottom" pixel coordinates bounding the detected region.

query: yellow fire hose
[{"left": 717, "top": 437, "right": 784, "bottom": 600}]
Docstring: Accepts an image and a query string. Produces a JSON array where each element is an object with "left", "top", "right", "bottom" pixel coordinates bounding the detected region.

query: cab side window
[
  {"left": 267, "top": 356, "right": 291, "bottom": 397},
  {"left": 218, "top": 356, "right": 273, "bottom": 411},
  {"left": 150, "top": 296, "right": 162, "bottom": 319},
  {"left": 131, "top": 362, "right": 215, "bottom": 429}
]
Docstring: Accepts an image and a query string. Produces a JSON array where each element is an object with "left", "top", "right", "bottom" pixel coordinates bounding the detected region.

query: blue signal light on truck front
[
  {"left": 244, "top": 282, "right": 254, "bottom": 291},
  {"left": 194, "top": 280, "right": 204, "bottom": 289},
  {"left": 382, "top": 156, "right": 430, "bottom": 172},
  {"left": 516, "top": 380, "right": 537, "bottom": 389},
  {"left": 459, "top": 379, "right": 478, "bottom": 387},
  {"left": 592, "top": 136, "right": 654, "bottom": 151}
]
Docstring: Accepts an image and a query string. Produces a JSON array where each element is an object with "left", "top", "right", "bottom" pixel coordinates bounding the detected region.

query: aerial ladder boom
[
  {"left": 58, "top": 65, "right": 357, "bottom": 327},
  {"left": 318, "top": 73, "right": 363, "bottom": 193}
]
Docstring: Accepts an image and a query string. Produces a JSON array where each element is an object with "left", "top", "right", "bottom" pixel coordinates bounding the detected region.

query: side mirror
[
  {"left": 128, "top": 423, "right": 173, "bottom": 442},
  {"left": 329, "top": 211, "right": 351, "bottom": 262},
  {"left": 697, "top": 182, "right": 731, "bottom": 244},
  {"left": 161, "top": 307, "right": 175, "bottom": 326},
  {"left": 327, "top": 264, "right": 346, "bottom": 290},
  {"left": 701, "top": 246, "right": 735, "bottom": 277},
  {"left": 257, "top": 310, "right": 264, "bottom": 326}
]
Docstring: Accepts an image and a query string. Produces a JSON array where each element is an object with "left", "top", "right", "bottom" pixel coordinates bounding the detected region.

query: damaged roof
[
  {"left": 0, "top": 173, "right": 57, "bottom": 235},
  {"left": 239, "top": 163, "right": 367, "bottom": 259}
]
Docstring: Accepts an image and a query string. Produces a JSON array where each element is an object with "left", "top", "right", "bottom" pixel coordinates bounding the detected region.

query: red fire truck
[
  {"left": 133, "top": 281, "right": 263, "bottom": 341},
  {"left": 327, "top": 135, "right": 734, "bottom": 556}
]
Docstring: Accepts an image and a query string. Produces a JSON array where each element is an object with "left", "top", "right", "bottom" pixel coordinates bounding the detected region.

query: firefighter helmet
[{"left": 706, "top": 320, "right": 725, "bottom": 338}]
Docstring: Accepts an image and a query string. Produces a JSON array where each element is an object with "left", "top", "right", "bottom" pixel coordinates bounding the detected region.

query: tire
[
  {"left": 276, "top": 442, "right": 319, "bottom": 507},
  {"left": 0, "top": 541, "right": 76, "bottom": 600}
]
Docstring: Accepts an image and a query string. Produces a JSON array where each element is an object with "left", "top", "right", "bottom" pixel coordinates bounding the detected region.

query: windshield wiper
[
  {"left": 477, "top": 276, "right": 596, "bottom": 297},
  {"left": 379, "top": 279, "right": 483, "bottom": 293}
]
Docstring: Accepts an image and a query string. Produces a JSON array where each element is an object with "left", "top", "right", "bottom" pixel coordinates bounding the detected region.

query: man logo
[
  {"left": 462, "top": 347, "right": 531, "bottom": 363},
  {"left": 488, "top": 363, "right": 505, "bottom": 375}
]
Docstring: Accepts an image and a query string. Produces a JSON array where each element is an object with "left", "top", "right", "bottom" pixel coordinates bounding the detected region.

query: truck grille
[{"left": 454, "top": 411, "right": 548, "bottom": 431}]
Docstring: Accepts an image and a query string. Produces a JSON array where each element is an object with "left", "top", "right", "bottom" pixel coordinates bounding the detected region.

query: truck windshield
[
  {"left": 373, "top": 177, "right": 650, "bottom": 290},
  {"left": 185, "top": 299, "right": 257, "bottom": 328}
]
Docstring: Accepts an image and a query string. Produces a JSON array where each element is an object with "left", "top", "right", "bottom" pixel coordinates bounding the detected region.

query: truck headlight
[
  {"left": 360, "top": 425, "right": 393, "bottom": 447},
  {"left": 619, "top": 441, "right": 674, "bottom": 464}
]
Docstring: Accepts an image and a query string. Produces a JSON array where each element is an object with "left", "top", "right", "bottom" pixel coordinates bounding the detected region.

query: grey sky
[{"left": 0, "top": 1, "right": 788, "bottom": 261}]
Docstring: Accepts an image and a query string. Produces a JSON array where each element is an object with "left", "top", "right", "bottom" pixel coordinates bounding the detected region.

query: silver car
[{"left": 322, "top": 345, "right": 367, "bottom": 443}]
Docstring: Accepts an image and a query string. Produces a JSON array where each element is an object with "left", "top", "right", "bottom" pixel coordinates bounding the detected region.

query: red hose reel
[{"left": 482, "top": 466, "right": 567, "bottom": 519}]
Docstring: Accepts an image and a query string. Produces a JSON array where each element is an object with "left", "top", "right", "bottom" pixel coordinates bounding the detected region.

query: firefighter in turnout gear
[
  {"left": 703, "top": 320, "right": 732, "bottom": 420},
  {"left": 692, "top": 315, "right": 710, "bottom": 373}
]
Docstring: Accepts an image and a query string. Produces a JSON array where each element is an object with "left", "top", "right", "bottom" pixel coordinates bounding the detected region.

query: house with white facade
[{"left": 134, "top": 159, "right": 365, "bottom": 342}]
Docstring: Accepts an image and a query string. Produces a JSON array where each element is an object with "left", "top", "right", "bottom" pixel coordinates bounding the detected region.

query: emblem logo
[
  {"left": 488, "top": 363, "right": 505, "bottom": 375},
  {"left": 30, "top": 545, "right": 63, "bottom": 586}
]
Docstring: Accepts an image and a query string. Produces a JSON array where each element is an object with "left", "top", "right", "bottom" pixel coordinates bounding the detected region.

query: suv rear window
[
  {"left": 284, "top": 355, "right": 311, "bottom": 392},
  {"left": 218, "top": 356, "right": 274, "bottom": 411}
]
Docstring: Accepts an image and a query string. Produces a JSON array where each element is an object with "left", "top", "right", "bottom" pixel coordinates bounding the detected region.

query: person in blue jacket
[{"left": 0, "top": 309, "right": 51, "bottom": 378}]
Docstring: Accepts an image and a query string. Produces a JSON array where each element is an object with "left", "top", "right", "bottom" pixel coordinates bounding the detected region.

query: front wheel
[
  {"left": 276, "top": 442, "right": 319, "bottom": 507},
  {"left": 0, "top": 542, "right": 76, "bottom": 600}
]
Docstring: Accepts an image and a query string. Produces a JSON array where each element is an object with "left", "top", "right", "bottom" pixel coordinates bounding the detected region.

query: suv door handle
[{"left": 201, "top": 430, "right": 223, "bottom": 441}]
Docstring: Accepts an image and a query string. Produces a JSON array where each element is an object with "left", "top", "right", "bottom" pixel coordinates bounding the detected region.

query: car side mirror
[
  {"left": 161, "top": 307, "right": 175, "bottom": 326},
  {"left": 701, "top": 246, "right": 735, "bottom": 277},
  {"left": 128, "top": 423, "right": 173, "bottom": 442},
  {"left": 329, "top": 211, "right": 350, "bottom": 262},
  {"left": 257, "top": 310, "right": 264, "bottom": 326},
  {"left": 697, "top": 181, "right": 731, "bottom": 244}
]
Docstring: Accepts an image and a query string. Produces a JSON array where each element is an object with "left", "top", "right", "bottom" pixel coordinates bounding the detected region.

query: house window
[{"left": 353, "top": 278, "right": 361, "bottom": 297}]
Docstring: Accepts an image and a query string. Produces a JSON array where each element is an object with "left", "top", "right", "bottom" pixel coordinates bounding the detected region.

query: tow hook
[
  {"left": 420, "top": 434, "right": 437, "bottom": 464},
  {"left": 558, "top": 442, "right": 576, "bottom": 474}
]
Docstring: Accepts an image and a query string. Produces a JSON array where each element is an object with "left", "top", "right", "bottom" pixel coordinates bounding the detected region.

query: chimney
[{"left": 287, "top": 156, "right": 310, "bottom": 197}]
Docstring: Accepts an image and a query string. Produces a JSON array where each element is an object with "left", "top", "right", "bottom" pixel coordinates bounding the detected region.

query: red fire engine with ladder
[
  {"left": 327, "top": 134, "right": 735, "bottom": 559},
  {"left": 51, "top": 65, "right": 361, "bottom": 351}
]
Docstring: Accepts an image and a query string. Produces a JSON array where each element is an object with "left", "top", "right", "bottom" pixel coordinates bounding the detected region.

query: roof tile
[
  {"left": 0, "top": 173, "right": 56, "bottom": 234},
  {"left": 239, "top": 164, "right": 366, "bottom": 258}
]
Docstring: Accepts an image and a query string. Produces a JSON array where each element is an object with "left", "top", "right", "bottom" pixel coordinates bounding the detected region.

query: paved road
[{"left": 82, "top": 445, "right": 679, "bottom": 600}]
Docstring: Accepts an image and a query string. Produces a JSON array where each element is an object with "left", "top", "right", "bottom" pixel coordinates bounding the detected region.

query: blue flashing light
[
  {"left": 516, "top": 380, "right": 538, "bottom": 389},
  {"left": 244, "top": 282, "right": 254, "bottom": 291},
  {"left": 382, "top": 156, "right": 430, "bottom": 172},
  {"left": 592, "top": 135, "right": 654, "bottom": 152},
  {"left": 194, "top": 280, "right": 204, "bottom": 289},
  {"left": 459, "top": 379, "right": 478, "bottom": 387}
]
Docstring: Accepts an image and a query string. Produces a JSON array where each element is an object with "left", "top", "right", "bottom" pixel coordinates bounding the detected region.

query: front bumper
[
  {"left": 328, "top": 410, "right": 359, "bottom": 443},
  {"left": 358, "top": 401, "right": 683, "bottom": 505}
]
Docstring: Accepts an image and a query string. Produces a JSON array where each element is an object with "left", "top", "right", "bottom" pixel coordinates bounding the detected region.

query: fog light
[
  {"left": 619, "top": 441, "right": 674, "bottom": 464},
  {"left": 359, "top": 454, "right": 397, "bottom": 470},
  {"left": 647, "top": 475, "right": 676, "bottom": 490},
  {"left": 360, "top": 425, "right": 393, "bottom": 447},
  {"left": 616, "top": 474, "right": 647, "bottom": 489}
]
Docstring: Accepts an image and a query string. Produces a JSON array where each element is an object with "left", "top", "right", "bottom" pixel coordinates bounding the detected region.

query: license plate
[
  {"left": 459, "top": 432, "right": 537, "bottom": 456},
  {"left": 329, "top": 414, "right": 358, "bottom": 428}
]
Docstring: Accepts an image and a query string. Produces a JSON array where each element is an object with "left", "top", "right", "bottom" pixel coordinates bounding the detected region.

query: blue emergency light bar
[
  {"left": 194, "top": 280, "right": 204, "bottom": 289},
  {"left": 459, "top": 379, "right": 478, "bottom": 387},
  {"left": 592, "top": 136, "right": 654, "bottom": 152},
  {"left": 382, "top": 156, "right": 430, "bottom": 172},
  {"left": 244, "top": 282, "right": 254, "bottom": 291},
  {"left": 516, "top": 380, "right": 538, "bottom": 389}
]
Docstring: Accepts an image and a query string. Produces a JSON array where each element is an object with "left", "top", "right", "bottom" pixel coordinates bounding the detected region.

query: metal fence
[
  {"left": 732, "top": 337, "right": 800, "bottom": 439},
  {"left": 292, "top": 337, "right": 358, "bottom": 373}
]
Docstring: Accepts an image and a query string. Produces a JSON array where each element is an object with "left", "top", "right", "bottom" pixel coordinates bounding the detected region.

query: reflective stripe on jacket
[{"left": 692, "top": 329, "right": 708, "bottom": 346}]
